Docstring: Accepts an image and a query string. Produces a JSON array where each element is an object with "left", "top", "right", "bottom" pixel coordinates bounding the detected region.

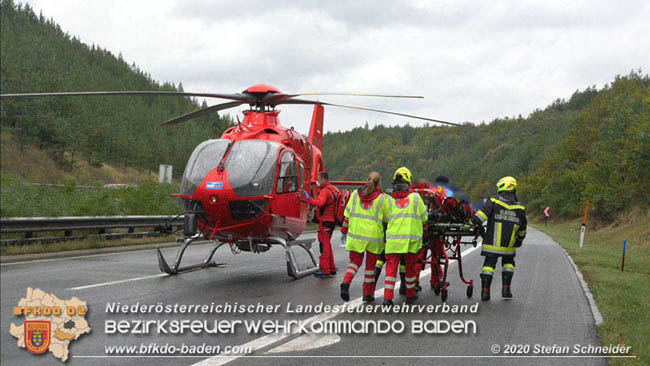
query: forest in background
[
  {"left": 1, "top": 0, "right": 649, "bottom": 221},
  {"left": 323, "top": 73, "right": 650, "bottom": 220},
  {"left": 0, "top": 0, "right": 232, "bottom": 177}
]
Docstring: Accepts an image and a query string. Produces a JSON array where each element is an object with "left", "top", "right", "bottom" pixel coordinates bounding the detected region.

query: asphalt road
[{"left": 1, "top": 227, "right": 605, "bottom": 366}]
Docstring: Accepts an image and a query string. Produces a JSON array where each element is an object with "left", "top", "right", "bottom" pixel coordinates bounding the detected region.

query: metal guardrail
[{"left": 1, "top": 215, "right": 183, "bottom": 246}]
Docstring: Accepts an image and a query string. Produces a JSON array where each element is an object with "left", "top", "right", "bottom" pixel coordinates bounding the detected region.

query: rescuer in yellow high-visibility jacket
[
  {"left": 471, "top": 176, "right": 527, "bottom": 301},
  {"left": 339, "top": 172, "right": 388, "bottom": 303},
  {"left": 382, "top": 167, "right": 428, "bottom": 306}
]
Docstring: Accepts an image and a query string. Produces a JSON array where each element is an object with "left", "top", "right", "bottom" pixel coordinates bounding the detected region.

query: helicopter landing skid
[
  {"left": 156, "top": 234, "right": 227, "bottom": 275},
  {"left": 270, "top": 237, "right": 319, "bottom": 279}
]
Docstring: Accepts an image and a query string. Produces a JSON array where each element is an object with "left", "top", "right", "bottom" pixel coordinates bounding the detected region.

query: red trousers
[
  {"left": 343, "top": 251, "right": 379, "bottom": 296},
  {"left": 317, "top": 225, "right": 336, "bottom": 274},
  {"left": 431, "top": 240, "right": 445, "bottom": 284},
  {"left": 385, "top": 253, "right": 418, "bottom": 300},
  {"left": 417, "top": 242, "right": 444, "bottom": 285}
]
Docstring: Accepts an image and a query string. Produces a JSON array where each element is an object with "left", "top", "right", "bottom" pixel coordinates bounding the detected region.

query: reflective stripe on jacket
[
  {"left": 474, "top": 195, "right": 527, "bottom": 256},
  {"left": 385, "top": 192, "right": 427, "bottom": 254},
  {"left": 343, "top": 190, "right": 388, "bottom": 254}
]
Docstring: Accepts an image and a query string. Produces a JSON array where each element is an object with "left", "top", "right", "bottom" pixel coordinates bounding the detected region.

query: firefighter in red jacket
[{"left": 305, "top": 171, "right": 340, "bottom": 277}]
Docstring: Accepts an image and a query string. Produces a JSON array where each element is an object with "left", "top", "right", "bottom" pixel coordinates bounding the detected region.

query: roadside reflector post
[
  {"left": 159, "top": 164, "right": 173, "bottom": 183},
  {"left": 543, "top": 206, "right": 551, "bottom": 226},
  {"left": 579, "top": 200, "right": 589, "bottom": 248},
  {"left": 621, "top": 240, "right": 626, "bottom": 272}
]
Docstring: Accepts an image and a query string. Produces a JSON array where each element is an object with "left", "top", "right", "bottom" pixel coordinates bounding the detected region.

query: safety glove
[{"left": 470, "top": 216, "right": 485, "bottom": 236}]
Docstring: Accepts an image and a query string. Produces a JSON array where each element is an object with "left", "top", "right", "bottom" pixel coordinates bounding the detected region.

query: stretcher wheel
[
  {"left": 467, "top": 285, "right": 473, "bottom": 298},
  {"left": 432, "top": 282, "right": 441, "bottom": 295},
  {"left": 441, "top": 289, "right": 448, "bottom": 302}
]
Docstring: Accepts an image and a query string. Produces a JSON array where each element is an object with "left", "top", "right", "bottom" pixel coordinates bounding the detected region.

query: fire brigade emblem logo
[
  {"left": 25, "top": 321, "right": 51, "bottom": 354},
  {"left": 10, "top": 288, "right": 90, "bottom": 362},
  {"left": 361, "top": 201, "right": 374, "bottom": 210},
  {"left": 395, "top": 198, "right": 410, "bottom": 209}
]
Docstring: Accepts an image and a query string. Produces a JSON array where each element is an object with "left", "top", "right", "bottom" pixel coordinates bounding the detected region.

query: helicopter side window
[{"left": 277, "top": 151, "right": 298, "bottom": 194}]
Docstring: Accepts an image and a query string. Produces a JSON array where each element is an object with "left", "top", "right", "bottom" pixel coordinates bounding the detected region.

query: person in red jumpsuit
[{"left": 306, "top": 171, "right": 340, "bottom": 277}]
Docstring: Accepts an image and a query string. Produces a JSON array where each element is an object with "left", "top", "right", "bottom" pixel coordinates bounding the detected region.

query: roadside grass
[
  {"left": 531, "top": 211, "right": 650, "bottom": 366},
  {"left": 1, "top": 172, "right": 181, "bottom": 217}
]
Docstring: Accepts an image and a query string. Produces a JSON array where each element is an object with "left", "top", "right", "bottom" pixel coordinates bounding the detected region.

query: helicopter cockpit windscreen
[
  {"left": 224, "top": 140, "right": 281, "bottom": 197},
  {"left": 181, "top": 139, "right": 231, "bottom": 196}
]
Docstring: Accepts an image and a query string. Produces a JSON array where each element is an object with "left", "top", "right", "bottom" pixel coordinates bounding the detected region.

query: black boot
[
  {"left": 406, "top": 293, "right": 418, "bottom": 305},
  {"left": 399, "top": 272, "right": 406, "bottom": 295},
  {"left": 340, "top": 282, "right": 350, "bottom": 302},
  {"left": 480, "top": 274, "right": 492, "bottom": 301},
  {"left": 382, "top": 299, "right": 393, "bottom": 307},
  {"left": 502, "top": 272, "right": 513, "bottom": 299}
]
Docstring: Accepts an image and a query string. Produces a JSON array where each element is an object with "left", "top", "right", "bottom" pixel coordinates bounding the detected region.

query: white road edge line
[
  {"left": 560, "top": 247, "right": 604, "bottom": 326},
  {"left": 1, "top": 251, "right": 152, "bottom": 266},
  {"left": 0, "top": 243, "right": 212, "bottom": 267},
  {"left": 64, "top": 235, "right": 319, "bottom": 291},
  {"left": 193, "top": 244, "right": 480, "bottom": 366},
  {"left": 1, "top": 235, "right": 318, "bottom": 267},
  {"left": 67, "top": 274, "right": 167, "bottom": 290}
]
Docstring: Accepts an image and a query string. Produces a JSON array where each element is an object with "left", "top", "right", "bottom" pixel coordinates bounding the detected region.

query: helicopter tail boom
[{"left": 308, "top": 104, "right": 324, "bottom": 151}]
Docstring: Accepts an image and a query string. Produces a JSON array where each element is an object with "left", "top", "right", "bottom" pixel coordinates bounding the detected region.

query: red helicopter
[{"left": 1, "top": 84, "right": 460, "bottom": 278}]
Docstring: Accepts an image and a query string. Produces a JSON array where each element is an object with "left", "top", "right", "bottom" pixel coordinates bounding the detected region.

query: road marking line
[
  {"left": 1, "top": 251, "right": 149, "bottom": 266},
  {"left": 67, "top": 264, "right": 287, "bottom": 291},
  {"left": 67, "top": 274, "right": 167, "bottom": 290},
  {"left": 0, "top": 243, "right": 211, "bottom": 266},
  {"left": 267, "top": 333, "right": 341, "bottom": 353},
  {"left": 2, "top": 235, "right": 318, "bottom": 266},
  {"left": 193, "top": 244, "right": 480, "bottom": 365},
  {"left": 560, "top": 247, "right": 604, "bottom": 325}
]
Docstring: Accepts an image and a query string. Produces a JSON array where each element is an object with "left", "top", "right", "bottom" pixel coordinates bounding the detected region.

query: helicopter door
[
  {"left": 272, "top": 150, "right": 301, "bottom": 220},
  {"left": 297, "top": 160, "right": 308, "bottom": 220}
]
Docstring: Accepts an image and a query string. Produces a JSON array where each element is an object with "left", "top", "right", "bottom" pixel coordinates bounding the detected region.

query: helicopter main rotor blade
[
  {"left": 160, "top": 101, "right": 243, "bottom": 126},
  {"left": 0, "top": 91, "right": 255, "bottom": 103},
  {"left": 265, "top": 92, "right": 423, "bottom": 105},
  {"left": 278, "top": 98, "right": 461, "bottom": 127}
]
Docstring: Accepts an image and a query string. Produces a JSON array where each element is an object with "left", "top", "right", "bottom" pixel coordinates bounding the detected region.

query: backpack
[{"left": 320, "top": 186, "right": 350, "bottom": 227}]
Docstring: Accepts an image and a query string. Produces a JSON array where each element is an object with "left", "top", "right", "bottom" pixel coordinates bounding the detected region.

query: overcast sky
[{"left": 22, "top": 0, "right": 650, "bottom": 134}]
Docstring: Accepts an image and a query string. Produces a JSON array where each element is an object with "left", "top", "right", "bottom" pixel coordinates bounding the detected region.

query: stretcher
[{"left": 414, "top": 189, "right": 482, "bottom": 301}]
